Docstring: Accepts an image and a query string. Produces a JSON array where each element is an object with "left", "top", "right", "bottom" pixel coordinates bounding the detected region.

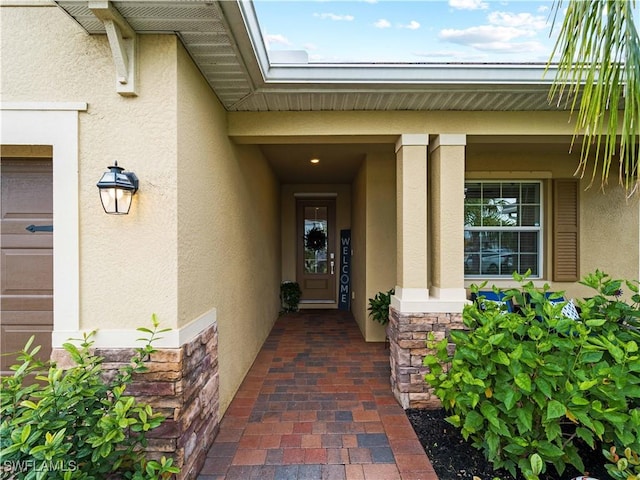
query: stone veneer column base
[
  {"left": 387, "top": 307, "right": 463, "bottom": 409},
  {"left": 51, "top": 323, "right": 219, "bottom": 480}
]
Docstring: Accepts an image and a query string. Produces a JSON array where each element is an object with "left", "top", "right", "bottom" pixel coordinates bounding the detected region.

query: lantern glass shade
[
  {"left": 99, "top": 186, "right": 133, "bottom": 214},
  {"left": 96, "top": 163, "right": 138, "bottom": 214}
]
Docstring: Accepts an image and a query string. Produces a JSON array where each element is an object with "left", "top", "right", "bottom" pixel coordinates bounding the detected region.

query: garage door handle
[{"left": 25, "top": 224, "right": 53, "bottom": 233}]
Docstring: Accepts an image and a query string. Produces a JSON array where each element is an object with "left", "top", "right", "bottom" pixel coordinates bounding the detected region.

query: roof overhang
[{"left": 55, "top": 0, "right": 565, "bottom": 112}]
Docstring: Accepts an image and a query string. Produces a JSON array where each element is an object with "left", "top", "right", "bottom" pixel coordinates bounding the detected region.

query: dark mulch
[{"left": 406, "top": 408, "right": 610, "bottom": 480}]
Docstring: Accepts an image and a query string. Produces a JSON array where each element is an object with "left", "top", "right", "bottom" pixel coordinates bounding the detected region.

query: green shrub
[
  {"left": 604, "top": 446, "right": 640, "bottom": 480},
  {"left": 280, "top": 281, "right": 302, "bottom": 313},
  {"left": 423, "top": 271, "right": 640, "bottom": 479},
  {"left": 0, "top": 314, "right": 180, "bottom": 480},
  {"left": 367, "top": 289, "right": 395, "bottom": 325}
]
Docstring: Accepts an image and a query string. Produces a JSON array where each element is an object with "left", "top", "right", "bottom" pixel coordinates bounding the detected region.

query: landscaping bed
[{"left": 406, "top": 408, "right": 610, "bottom": 480}]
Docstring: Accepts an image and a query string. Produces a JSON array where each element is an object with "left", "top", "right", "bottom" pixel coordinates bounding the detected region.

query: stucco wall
[
  {"left": 229, "top": 111, "right": 584, "bottom": 139},
  {"left": 579, "top": 185, "right": 638, "bottom": 288},
  {"left": 2, "top": 5, "right": 181, "bottom": 330},
  {"left": 351, "top": 160, "right": 367, "bottom": 335},
  {"left": 176, "top": 42, "right": 281, "bottom": 413},
  {"left": 363, "top": 152, "right": 397, "bottom": 341},
  {"left": 2, "top": 5, "right": 281, "bottom": 413},
  {"left": 351, "top": 152, "right": 397, "bottom": 341}
]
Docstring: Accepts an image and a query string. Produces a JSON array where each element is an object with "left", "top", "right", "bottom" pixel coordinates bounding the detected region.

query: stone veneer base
[
  {"left": 51, "top": 322, "right": 219, "bottom": 480},
  {"left": 387, "top": 307, "right": 463, "bottom": 409}
]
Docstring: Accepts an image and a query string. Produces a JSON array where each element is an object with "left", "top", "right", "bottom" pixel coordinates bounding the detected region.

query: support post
[
  {"left": 428, "top": 134, "right": 467, "bottom": 303},
  {"left": 393, "top": 134, "right": 430, "bottom": 312}
]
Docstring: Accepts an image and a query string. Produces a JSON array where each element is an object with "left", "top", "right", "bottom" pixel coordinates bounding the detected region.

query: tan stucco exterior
[
  {"left": 228, "top": 111, "right": 588, "bottom": 138},
  {"left": 1, "top": 5, "right": 281, "bottom": 413},
  {"left": 1, "top": 5, "right": 182, "bottom": 329},
  {"left": 176, "top": 42, "right": 281, "bottom": 411},
  {"left": 2, "top": 2, "right": 639, "bottom": 419},
  {"left": 351, "top": 151, "right": 397, "bottom": 341}
]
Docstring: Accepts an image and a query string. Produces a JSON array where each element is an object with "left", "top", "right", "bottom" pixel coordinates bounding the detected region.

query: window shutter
[{"left": 553, "top": 179, "right": 580, "bottom": 281}]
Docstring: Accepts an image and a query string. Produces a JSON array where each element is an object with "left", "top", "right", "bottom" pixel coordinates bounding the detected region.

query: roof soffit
[{"left": 54, "top": 0, "right": 568, "bottom": 112}]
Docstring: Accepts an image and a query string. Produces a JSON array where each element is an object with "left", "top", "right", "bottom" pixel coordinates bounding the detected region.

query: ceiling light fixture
[{"left": 310, "top": 158, "right": 320, "bottom": 164}]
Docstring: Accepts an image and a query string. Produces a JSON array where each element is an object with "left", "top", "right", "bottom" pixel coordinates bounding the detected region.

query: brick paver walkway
[{"left": 197, "top": 310, "right": 437, "bottom": 480}]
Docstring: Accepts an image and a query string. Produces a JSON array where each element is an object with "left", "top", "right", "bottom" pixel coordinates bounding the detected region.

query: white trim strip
[
  {"left": 466, "top": 171, "right": 552, "bottom": 179},
  {"left": 391, "top": 297, "right": 467, "bottom": 314},
  {"left": 52, "top": 309, "right": 217, "bottom": 349},
  {"left": 395, "top": 134, "right": 429, "bottom": 151},
  {"left": 430, "top": 134, "right": 467, "bottom": 150},
  {"left": 1, "top": 102, "right": 87, "bottom": 111}
]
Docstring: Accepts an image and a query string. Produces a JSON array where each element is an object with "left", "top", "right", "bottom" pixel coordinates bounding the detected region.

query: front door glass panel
[{"left": 304, "top": 206, "right": 328, "bottom": 274}]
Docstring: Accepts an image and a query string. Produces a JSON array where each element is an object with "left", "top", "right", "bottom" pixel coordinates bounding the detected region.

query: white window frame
[{"left": 464, "top": 180, "right": 544, "bottom": 279}]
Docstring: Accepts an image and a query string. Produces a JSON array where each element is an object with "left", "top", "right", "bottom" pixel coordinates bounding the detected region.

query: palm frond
[{"left": 547, "top": 0, "right": 640, "bottom": 196}]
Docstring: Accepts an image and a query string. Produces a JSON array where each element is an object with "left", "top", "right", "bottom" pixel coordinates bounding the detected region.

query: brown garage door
[{"left": 1, "top": 158, "right": 53, "bottom": 376}]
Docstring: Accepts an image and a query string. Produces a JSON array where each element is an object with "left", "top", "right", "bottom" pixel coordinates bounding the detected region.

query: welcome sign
[{"left": 339, "top": 229, "right": 351, "bottom": 311}]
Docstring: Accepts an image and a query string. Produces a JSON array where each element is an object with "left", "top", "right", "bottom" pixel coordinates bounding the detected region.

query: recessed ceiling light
[{"left": 310, "top": 158, "right": 320, "bottom": 164}]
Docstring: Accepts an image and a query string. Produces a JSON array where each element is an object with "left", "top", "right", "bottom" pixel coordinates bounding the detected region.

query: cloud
[
  {"left": 264, "top": 34, "right": 292, "bottom": 47},
  {"left": 440, "top": 25, "right": 533, "bottom": 44},
  {"left": 488, "top": 11, "right": 548, "bottom": 30},
  {"left": 467, "top": 40, "right": 546, "bottom": 53},
  {"left": 374, "top": 18, "right": 391, "bottom": 28},
  {"left": 313, "top": 12, "right": 355, "bottom": 21},
  {"left": 374, "top": 18, "right": 419, "bottom": 29},
  {"left": 439, "top": 24, "right": 548, "bottom": 55},
  {"left": 400, "top": 20, "right": 421, "bottom": 30},
  {"left": 449, "top": 0, "right": 489, "bottom": 10},
  {"left": 437, "top": 8, "right": 550, "bottom": 55}
]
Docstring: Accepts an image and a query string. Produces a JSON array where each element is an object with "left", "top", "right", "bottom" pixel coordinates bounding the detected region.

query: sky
[{"left": 252, "top": 0, "right": 562, "bottom": 64}]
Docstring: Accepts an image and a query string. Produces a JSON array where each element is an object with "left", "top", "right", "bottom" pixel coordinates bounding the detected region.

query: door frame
[
  {"left": 1, "top": 103, "right": 86, "bottom": 347},
  {"left": 296, "top": 197, "right": 337, "bottom": 305}
]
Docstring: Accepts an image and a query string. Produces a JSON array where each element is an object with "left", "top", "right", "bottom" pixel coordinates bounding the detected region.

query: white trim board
[
  {"left": 52, "top": 309, "right": 217, "bottom": 349},
  {"left": 2, "top": 103, "right": 87, "bottom": 346}
]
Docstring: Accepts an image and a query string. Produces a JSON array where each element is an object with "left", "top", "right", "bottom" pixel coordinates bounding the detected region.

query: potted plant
[
  {"left": 367, "top": 288, "right": 395, "bottom": 325},
  {"left": 280, "top": 281, "right": 302, "bottom": 313}
]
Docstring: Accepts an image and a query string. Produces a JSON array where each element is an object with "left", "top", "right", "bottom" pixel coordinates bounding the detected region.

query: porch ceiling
[
  {"left": 260, "top": 143, "right": 394, "bottom": 184},
  {"left": 55, "top": 0, "right": 566, "bottom": 114},
  {"left": 261, "top": 136, "right": 578, "bottom": 185}
]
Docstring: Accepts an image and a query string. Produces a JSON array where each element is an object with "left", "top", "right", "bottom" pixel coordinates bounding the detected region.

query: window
[{"left": 464, "top": 181, "right": 542, "bottom": 278}]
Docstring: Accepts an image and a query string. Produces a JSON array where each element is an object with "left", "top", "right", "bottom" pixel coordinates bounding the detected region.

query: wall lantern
[{"left": 96, "top": 161, "right": 139, "bottom": 214}]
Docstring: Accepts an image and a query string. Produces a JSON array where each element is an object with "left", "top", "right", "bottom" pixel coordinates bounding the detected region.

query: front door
[
  {"left": 0, "top": 158, "right": 53, "bottom": 376},
  {"left": 297, "top": 199, "right": 336, "bottom": 303}
]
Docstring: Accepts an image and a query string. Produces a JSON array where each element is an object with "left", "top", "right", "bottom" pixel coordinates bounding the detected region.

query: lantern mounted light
[{"left": 96, "top": 161, "right": 139, "bottom": 214}]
